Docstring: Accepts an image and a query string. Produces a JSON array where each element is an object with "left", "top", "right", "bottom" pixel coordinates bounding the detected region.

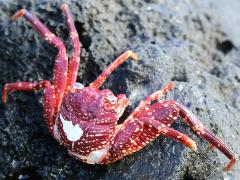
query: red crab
[{"left": 2, "top": 4, "right": 237, "bottom": 171}]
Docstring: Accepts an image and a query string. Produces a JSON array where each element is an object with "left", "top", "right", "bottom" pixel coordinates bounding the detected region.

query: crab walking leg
[
  {"left": 126, "top": 83, "right": 175, "bottom": 120},
  {"left": 42, "top": 85, "right": 56, "bottom": 134},
  {"left": 12, "top": 9, "right": 68, "bottom": 117},
  {"left": 101, "top": 120, "right": 143, "bottom": 163},
  {"left": 61, "top": 4, "right": 81, "bottom": 93},
  {"left": 90, "top": 51, "right": 138, "bottom": 89},
  {"left": 168, "top": 100, "right": 237, "bottom": 171},
  {"left": 140, "top": 118, "right": 197, "bottom": 151},
  {"left": 102, "top": 118, "right": 196, "bottom": 164},
  {"left": 145, "top": 82, "right": 174, "bottom": 103},
  {"left": 2, "top": 81, "right": 51, "bottom": 103},
  {"left": 2, "top": 81, "right": 56, "bottom": 133},
  {"left": 139, "top": 87, "right": 237, "bottom": 170}
]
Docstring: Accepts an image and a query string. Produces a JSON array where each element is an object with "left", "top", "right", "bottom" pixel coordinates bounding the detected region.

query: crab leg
[
  {"left": 167, "top": 100, "right": 237, "bottom": 171},
  {"left": 145, "top": 82, "right": 174, "bottom": 103},
  {"left": 126, "top": 83, "right": 175, "bottom": 119},
  {"left": 61, "top": 4, "right": 81, "bottom": 93},
  {"left": 2, "top": 81, "right": 51, "bottom": 103},
  {"left": 42, "top": 85, "right": 56, "bottom": 134},
  {"left": 103, "top": 118, "right": 196, "bottom": 164},
  {"left": 138, "top": 86, "right": 237, "bottom": 171},
  {"left": 140, "top": 118, "right": 197, "bottom": 151},
  {"left": 2, "top": 81, "right": 56, "bottom": 133},
  {"left": 90, "top": 51, "right": 138, "bottom": 89},
  {"left": 12, "top": 9, "right": 68, "bottom": 118}
]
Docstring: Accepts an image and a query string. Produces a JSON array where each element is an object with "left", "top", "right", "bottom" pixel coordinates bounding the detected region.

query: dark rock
[{"left": 0, "top": 0, "right": 239, "bottom": 179}]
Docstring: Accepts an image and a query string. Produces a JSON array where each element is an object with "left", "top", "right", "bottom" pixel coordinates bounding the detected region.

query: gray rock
[{"left": 0, "top": 0, "right": 239, "bottom": 179}]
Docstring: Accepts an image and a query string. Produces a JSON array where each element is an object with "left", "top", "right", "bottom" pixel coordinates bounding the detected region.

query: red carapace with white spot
[{"left": 2, "top": 4, "right": 238, "bottom": 171}]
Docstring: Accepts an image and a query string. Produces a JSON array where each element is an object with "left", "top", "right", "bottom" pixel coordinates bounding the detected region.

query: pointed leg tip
[
  {"left": 11, "top": 9, "right": 26, "bottom": 21},
  {"left": 185, "top": 139, "right": 197, "bottom": 152},
  {"left": 223, "top": 167, "right": 229, "bottom": 172},
  {"left": 2, "top": 98, "right": 7, "bottom": 104},
  {"left": 223, "top": 157, "right": 238, "bottom": 172},
  {"left": 191, "top": 141, "right": 198, "bottom": 152},
  {"left": 192, "top": 146, "right": 197, "bottom": 152},
  {"left": 2, "top": 87, "right": 8, "bottom": 104},
  {"left": 2, "top": 94, "right": 7, "bottom": 104},
  {"left": 223, "top": 166, "right": 232, "bottom": 172},
  {"left": 60, "top": 4, "right": 68, "bottom": 11},
  {"left": 168, "top": 82, "right": 174, "bottom": 90},
  {"left": 128, "top": 51, "right": 138, "bottom": 61}
]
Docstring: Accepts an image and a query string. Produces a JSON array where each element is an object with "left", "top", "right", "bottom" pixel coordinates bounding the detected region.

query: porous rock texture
[{"left": 0, "top": 0, "right": 240, "bottom": 179}]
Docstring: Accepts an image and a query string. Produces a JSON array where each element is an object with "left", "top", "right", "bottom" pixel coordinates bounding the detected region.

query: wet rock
[{"left": 0, "top": 0, "right": 239, "bottom": 179}]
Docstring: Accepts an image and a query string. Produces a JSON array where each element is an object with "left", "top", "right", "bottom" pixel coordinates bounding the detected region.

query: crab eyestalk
[{"left": 90, "top": 50, "right": 138, "bottom": 89}]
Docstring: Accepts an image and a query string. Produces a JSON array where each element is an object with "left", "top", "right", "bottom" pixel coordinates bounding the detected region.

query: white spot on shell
[
  {"left": 60, "top": 114, "right": 83, "bottom": 141},
  {"left": 69, "top": 146, "right": 110, "bottom": 164}
]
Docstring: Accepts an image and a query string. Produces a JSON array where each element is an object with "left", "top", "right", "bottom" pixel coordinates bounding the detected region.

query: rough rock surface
[{"left": 0, "top": 0, "right": 239, "bottom": 179}]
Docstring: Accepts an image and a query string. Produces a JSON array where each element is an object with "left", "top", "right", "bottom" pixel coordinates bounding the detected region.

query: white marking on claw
[
  {"left": 60, "top": 114, "right": 83, "bottom": 141},
  {"left": 69, "top": 146, "right": 110, "bottom": 164}
]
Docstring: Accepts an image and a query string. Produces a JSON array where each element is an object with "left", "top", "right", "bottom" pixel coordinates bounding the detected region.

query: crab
[{"left": 2, "top": 4, "right": 237, "bottom": 171}]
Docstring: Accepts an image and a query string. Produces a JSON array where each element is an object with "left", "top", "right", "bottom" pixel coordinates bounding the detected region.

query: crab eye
[
  {"left": 72, "top": 83, "right": 84, "bottom": 90},
  {"left": 105, "top": 95, "right": 117, "bottom": 105},
  {"left": 103, "top": 95, "right": 118, "bottom": 111}
]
